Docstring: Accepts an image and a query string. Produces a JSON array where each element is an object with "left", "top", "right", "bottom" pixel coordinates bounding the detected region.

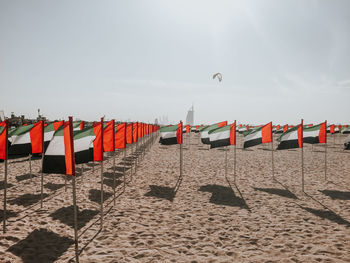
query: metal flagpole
[
  {"left": 67, "top": 116, "right": 79, "bottom": 263},
  {"left": 233, "top": 121, "right": 237, "bottom": 185},
  {"left": 123, "top": 148, "right": 126, "bottom": 191},
  {"left": 40, "top": 120, "right": 44, "bottom": 209},
  {"left": 29, "top": 154, "right": 32, "bottom": 181},
  {"left": 40, "top": 154, "right": 44, "bottom": 208},
  {"left": 271, "top": 124, "right": 275, "bottom": 181},
  {"left": 301, "top": 119, "right": 305, "bottom": 193},
  {"left": 72, "top": 175, "right": 79, "bottom": 263},
  {"left": 3, "top": 159, "right": 8, "bottom": 233},
  {"left": 224, "top": 146, "right": 228, "bottom": 181},
  {"left": 113, "top": 150, "right": 116, "bottom": 206},
  {"left": 100, "top": 118, "right": 104, "bottom": 230},
  {"left": 100, "top": 157, "right": 104, "bottom": 230},
  {"left": 324, "top": 120, "right": 327, "bottom": 181}
]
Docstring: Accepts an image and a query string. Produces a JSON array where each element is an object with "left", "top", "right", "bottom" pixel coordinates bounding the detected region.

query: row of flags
[
  {"left": 160, "top": 120, "right": 349, "bottom": 150},
  {"left": 0, "top": 119, "right": 159, "bottom": 175}
]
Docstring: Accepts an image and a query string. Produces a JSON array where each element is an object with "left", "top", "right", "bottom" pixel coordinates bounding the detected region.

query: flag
[
  {"left": 44, "top": 121, "right": 64, "bottom": 149},
  {"left": 277, "top": 123, "right": 306, "bottom": 150},
  {"left": 344, "top": 135, "right": 350, "bottom": 150},
  {"left": 186, "top": 125, "right": 190, "bottom": 133},
  {"left": 115, "top": 123, "right": 126, "bottom": 149},
  {"left": 208, "top": 122, "right": 236, "bottom": 149},
  {"left": 0, "top": 120, "right": 9, "bottom": 160},
  {"left": 80, "top": 121, "right": 85, "bottom": 130},
  {"left": 126, "top": 123, "right": 133, "bottom": 144},
  {"left": 133, "top": 122, "right": 138, "bottom": 143},
  {"left": 177, "top": 122, "right": 183, "bottom": 144},
  {"left": 64, "top": 119, "right": 75, "bottom": 175},
  {"left": 342, "top": 126, "right": 350, "bottom": 134},
  {"left": 103, "top": 120, "right": 115, "bottom": 152},
  {"left": 93, "top": 119, "right": 104, "bottom": 161},
  {"left": 8, "top": 121, "right": 44, "bottom": 156},
  {"left": 200, "top": 121, "right": 227, "bottom": 144},
  {"left": 159, "top": 122, "right": 182, "bottom": 145},
  {"left": 243, "top": 122, "right": 272, "bottom": 148},
  {"left": 302, "top": 122, "right": 327, "bottom": 144},
  {"left": 283, "top": 124, "right": 289, "bottom": 132},
  {"left": 30, "top": 120, "right": 44, "bottom": 154},
  {"left": 43, "top": 125, "right": 95, "bottom": 174}
]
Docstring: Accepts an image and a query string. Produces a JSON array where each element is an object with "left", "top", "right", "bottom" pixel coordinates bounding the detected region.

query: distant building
[{"left": 185, "top": 105, "right": 194, "bottom": 126}]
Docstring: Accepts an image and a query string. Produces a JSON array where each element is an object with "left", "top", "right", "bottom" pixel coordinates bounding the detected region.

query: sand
[{"left": 1, "top": 133, "right": 350, "bottom": 262}]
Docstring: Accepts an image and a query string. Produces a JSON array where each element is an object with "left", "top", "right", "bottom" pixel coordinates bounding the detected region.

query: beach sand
[{"left": 1, "top": 133, "right": 350, "bottom": 262}]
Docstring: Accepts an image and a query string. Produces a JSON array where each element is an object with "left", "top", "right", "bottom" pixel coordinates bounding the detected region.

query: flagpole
[
  {"left": 324, "top": 120, "right": 327, "bottom": 181},
  {"left": 301, "top": 119, "right": 304, "bottom": 193},
  {"left": 40, "top": 120, "right": 44, "bottom": 209},
  {"left": 3, "top": 159, "right": 8, "bottom": 234},
  {"left": 224, "top": 146, "right": 228, "bottom": 181},
  {"left": 100, "top": 117, "right": 104, "bottom": 230},
  {"left": 113, "top": 150, "right": 116, "bottom": 206},
  {"left": 29, "top": 154, "right": 32, "bottom": 181},
  {"left": 67, "top": 116, "right": 79, "bottom": 263},
  {"left": 72, "top": 175, "right": 79, "bottom": 263},
  {"left": 271, "top": 123, "right": 275, "bottom": 181}
]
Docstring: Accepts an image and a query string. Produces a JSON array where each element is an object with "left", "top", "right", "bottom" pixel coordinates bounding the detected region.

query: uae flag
[
  {"left": 208, "top": 122, "right": 236, "bottom": 149},
  {"left": 0, "top": 120, "right": 9, "bottom": 160},
  {"left": 8, "top": 121, "right": 44, "bottom": 157},
  {"left": 344, "top": 135, "right": 350, "bottom": 150},
  {"left": 277, "top": 125, "right": 303, "bottom": 150},
  {"left": 303, "top": 122, "right": 327, "bottom": 144},
  {"left": 243, "top": 122, "right": 272, "bottom": 148},
  {"left": 159, "top": 122, "right": 182, "bottom": 145},
  {"left": 342, "top": 126, "right": 350, "bottom": 134},
  {"left": 200, "top": 121, "right": 227, "bottom": 144},
  {"left": 44, "top": 121, "right": 64, "bottom": 150},
  {"left": 43, "top": 125, "right": 96, "bottom": 174}
]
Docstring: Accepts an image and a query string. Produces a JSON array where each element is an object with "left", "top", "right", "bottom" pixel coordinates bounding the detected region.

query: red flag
[
  {"left": 133, "top": 122, "right": 138, "bottom": 143},
  {"left": 218, "top": 121, "right": 227, "bottom": 128},
  {"left": 126, "top": 123, "right": 133, "bottom": 144},
  {"left": 64, "top": 117, "right": 75, "bottom": 175},
  {"left": 186, "top": 125, "right": 190, "bottom": 133},
  {"left": 0, "top": 120, "right": 9, "bottom": 160},
  {"left": 338, "top": 125, "right": 342, "bottom": 133},
  {"left": 103, "top": 120, "right": 115, "bottom": 152},
  {"left": 262, "top": 122, "right": 273, "bottom": 144},
  {"left": 283, "top": 124, "right": 289, "bottom": 132},
  {"left": 230, "top": 121, "right": 236, "bottom": 145},
  {"left": 330, "top": 124, "right": 335, "bottom": 134},
  {"left": 30, "top": 120, "right": 44, "bottom": 154},
  {"left": 54, "top": 120, "right": 64, "bottom": 131},
  {"left": 115, "top": 123, "right": 126, "bottom": 149},
  {"left": 80, "top": 121, "right": 85, "bottom": 130},
  {"left": 298, "top": 120, "right": 303, "bottom": 148},
  {"left": 176, "top": 121, "right": 183, "bottom": 144},
  {"left": 276, "top": 125, "right": 280, "bottom": 131},
  {"left": 93, "top": 118, "right": 104, "bottom": 161},
  {"left": 319, "top": 121, "right": 327, "bottom": 144}
]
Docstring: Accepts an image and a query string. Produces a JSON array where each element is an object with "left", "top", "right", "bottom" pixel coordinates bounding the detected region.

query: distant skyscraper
[{"left": 185, "top": 105, "right": 194, "bottom": 126}]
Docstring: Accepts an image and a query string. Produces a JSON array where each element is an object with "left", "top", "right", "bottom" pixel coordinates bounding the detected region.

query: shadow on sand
[
  {"left": 199, "top": 184, "right": 248, "bottom": 209},
  {"left": 8, "top": 228, "right": 73, "bottom": 263},
  {"left": 8, "top": 193, "right": 49, "bottom": 207},
  {"left": 88, "top": 189, "right": 113, "bottom": 204},
  {"left": 16, "top": 174, "right": 37, "bottom": 182},
  {"left": 144, "top": 185, "right": 175, "bottom": 202},
  {"left": 0, "top": 180, "right": 14, "bottom": 190},
  {"left": 319, "top": 190, "right": 350, "bottom": 200},
  {"left": 253, "top": 187, "right": 297, "bottom": 199},
  {"left": 299, "top": 206, "right": 350, "bottom": 227},
  {"left": 0, "top": 209, "right": 18, "bottom": 222},
  {"left": 44, "top": 183, "right": 65, "bottom": 191},
  {"left": 50, "top": 205, "right": 99, "bottom": 230}
]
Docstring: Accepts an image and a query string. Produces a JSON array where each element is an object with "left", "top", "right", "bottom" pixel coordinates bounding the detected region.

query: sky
[{"left": 0, "top": 0, "right": 349, "bottom": 125}]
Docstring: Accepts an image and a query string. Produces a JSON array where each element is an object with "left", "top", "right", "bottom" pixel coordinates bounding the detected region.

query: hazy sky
[{"left": 1, "top": 0, "right": 349, "bottom": 125}]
